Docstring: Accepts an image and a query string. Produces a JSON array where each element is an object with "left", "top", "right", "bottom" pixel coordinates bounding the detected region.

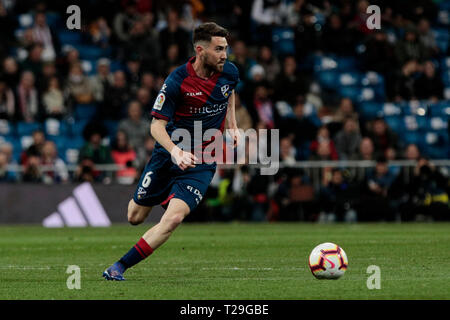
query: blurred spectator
[
  {"left": 31, "top": 11, "right": 60, "bottom": 61},
  {"left": 15, "top": 71, "right": 39, "bottom": 122},
  {"left": 0, "top": 2, "right": 17, "bottom": 53},
  {"left": 319, "top": 168, "right": 359, "bottom": 222},
  {"left": 240, "top": 64, "right": 267, "bottom": 118},
  {"left": 414, "top": 60, "right": 444, "bottom": 101},
  {"left": 392, "top": 59, "right": 419, "bottom": 101},
  {"left": 136, "top": 87, "right": 152, "bottom": 111},
  {"left": 368, "top": 117, "right": 400, "bottom": 157},
  {"left": 322, "top": 13, "right": 355, "bottom": 55},
  {"left": 40, "top": 61, "right": 58, "bottom": 93},
  {"left": 362, "top": 29, "right": 395, "bottom": 77},
  {"left": 89, "top": 58, "right": 114, "bottom": 104},
  {"left": 22, "top": 154, "right": 42, "bottom": 183},
  {"left": 353, "top": 137, "right": 375, "bottom": 161},
  {"left": 2, "top": 57, "right": 20, "bottom": 88},
  {"left": 334, "top": 117, "right": 362, "bottom": 160},
  {"left": 124, "top": 19, "right": 160, "bottom": 74},
  {"left": 113, "top": 0, "right": 139, "bottom": 43},
  {"left": 125, "top": 56, "right": 142, "bottom": 95},
  {"left": 252, "top": 84, "right": 275, "bottom": 129},
  {"left": 77, "top": 123, "right": 113, "bottom": 182},
  {"left": 21, "top": 129, "right": 46, "bottom": 165},
  {"left": 118, "top": 100, "right": 150, "bottom": 158},
  {"left": 274, "top": 56, "right": 309, "bottom": 105},
  {"left": 256, "top": 45, "right": 280, "bottom": 84},
  {"left": 283, "top": 98, "right": 318, "bottom": 149},
  {"left": 417, "top": 18, "right": 440, "bottom": 57},
  {"left": 309, "top": 126, "right": 338, "bottom": 161},
  {"left": 333, "top": 97, "right": 358, "bottom": 124},
  {"left": 140, "top": 72, "right": 158, "bottom": 101},
  {"left": 250, "top": 0, "right": 284, "bottom": 45},
  {"left": 359, "top": 156, "right": 396, "bottom": 221},
  {"left": 395, "top": 27, "right": 428, "bottom": 65},
  {"left": 21, "top": 43, "right": 44, "bottom": 79},
  {"left": 89, "top": 17, "right": 111, "bottom": 48},
  {"left": 159, "top": 9, "right": 190, "bottom": 63},
  {"left": 65, "top": 63, "right": 94, "bottom": 105},
  {"left": 41, "top": 140, "right": 69, "bottom": 184},
  {"left": 0, "top": 77, "right": 15, "bottom": 120},
  {"left": 60, "top": 47, "right": 80, "bottom": 78},
  {"left": 234, "top": 94, "right": 253, "bottom": 132},
  {"left": 42, "top": 76, "right": 66, "bottom": 119},
  {"left": 111, "top": 130, "right": 137, "bottom": 185},
  {"left": 294, "top": 9, "right": 321, "bottom": 59},
  {"left": 229, "top": 40, "right": 256, "bottom": 82},
  {"left": 102, "top": 70, "right": 130, "bottom": 120},
  {"left": 402, "top": 157, "right": 449, "bottom": 221},
  {"left": 0, "top": 150, "right": 17, "bottom": 182},
  {"left": 279, "top": 136, "right": 296, "bottom": 164}
]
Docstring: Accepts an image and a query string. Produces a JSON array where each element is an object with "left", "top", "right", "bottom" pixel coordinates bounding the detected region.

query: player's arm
[
  {"left": 226, "top": 90, "right": 240, "bottom": 147},
  {"left": 150, "top": 118, "right": 197, "bottom": 170}
]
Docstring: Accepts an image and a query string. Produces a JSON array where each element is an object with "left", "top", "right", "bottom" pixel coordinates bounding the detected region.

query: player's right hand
[{"left": 170, "top": 146, "right": 198, "bottom": 170}]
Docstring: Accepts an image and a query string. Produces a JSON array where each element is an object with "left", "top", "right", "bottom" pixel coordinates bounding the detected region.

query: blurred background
[{"left": 0, "top": 0, "right": 449, "bottom": 224}]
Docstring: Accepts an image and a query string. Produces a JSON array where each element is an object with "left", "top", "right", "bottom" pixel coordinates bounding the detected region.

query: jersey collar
[{"left": 187, "top": 56, "right": 221, "bottom": 81}]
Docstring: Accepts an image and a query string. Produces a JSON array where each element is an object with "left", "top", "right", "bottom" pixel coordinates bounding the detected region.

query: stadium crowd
[{"left": 0, "top": 0, "right": 449, "bottom": 222}]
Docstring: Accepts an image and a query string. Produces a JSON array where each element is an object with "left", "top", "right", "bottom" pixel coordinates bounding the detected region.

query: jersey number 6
[{"left": 142, "top": 171, "right": 153, "bottom": 188}]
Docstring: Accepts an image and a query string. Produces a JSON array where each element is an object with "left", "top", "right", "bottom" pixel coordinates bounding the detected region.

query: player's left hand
[{"left": 228, "top": 128, "right": 241, "bottom": 148}]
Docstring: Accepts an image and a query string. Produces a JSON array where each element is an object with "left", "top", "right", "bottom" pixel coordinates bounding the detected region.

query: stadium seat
[
  {"left": 428, "top": 102, "right": 450, "bottom": 118},
  {"left": 271, "top": 27, "right": 295, "bottom": 56},
  {"left": 47, "top": 135, "right": 67, "bottom": 154},
  {"left": 58, "top": 30, "right": 83, "bottom": 46},
  {"left": 16, "top": 122, "right": 42, "bottom": 137},
  {"left": 78, "top": 45, "right": 111, "bottom": 60},
  {"left": 0, "top": 120, "right": 14, "bottom": 137},
  {"left": 382, "top": 103, "right": 402, "bottom": 116},
  {"left": 17, "top": 14, "right": 33, "bottom": 28},
  {"left": 317, "top": 70, "right": 339, "bottom": 89},
  {"left": 403, "top": 115, "right": 427, "bottom": 131},
  {"left": 74, "top": 104, "right": 98, "bottom": 120},
  {"left": 338, "top": 72, "right": 361, "bottom": 86},
  {"left": 401, "top": 131, "right": 424, "bottom": 147},
  {"left": 384, "top": 116, "right": 405, "bottom": 132},
  {"left": 70, "top": 119, "right": 89, "bottom": 137},
  {"left": 44, "top": 118, "right": 70, "bottom": 137},
  {"left": 45, "top": 12, "right": 62, "bottom": 29},
  {"left": 103, "top": 120, "right": 119, "bottom": 140},
  {"left": 358, "top": 102, "right": 383, "bottom": 119}
]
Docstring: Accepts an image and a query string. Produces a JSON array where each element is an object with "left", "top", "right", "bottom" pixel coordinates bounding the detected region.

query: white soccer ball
[{"left": 308, "top": 242, "right": 348, "bottom": 279}]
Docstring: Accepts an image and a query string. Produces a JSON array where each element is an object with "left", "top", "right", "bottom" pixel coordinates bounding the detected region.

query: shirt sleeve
[{"left": 151, "top": 73, "right": 180, "bottom": 122}]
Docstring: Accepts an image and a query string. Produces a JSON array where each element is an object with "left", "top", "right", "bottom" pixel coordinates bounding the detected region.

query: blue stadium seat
[
  {"left": 74, "top": 104, "right": 98, "bottom": 120},
  {"left": 70, "top": 119, "right": 89, "bottom": 137},
  {"left": 44, "top": 118, "right": 70, "bottom": 137},
  {"left": 384, "top": 116, "right": 405, "bottom": 132},
  {"left": 16, "top": 122, "right": 42, "bottom": 136},
  {"left": 338, "top": 72, "right": 361, "bottom": 86},
  {"left": 78, "top": 45, "right": 111, "bottom": 60},
  {"left": 358, "top": 102, "right": 383, "bottom": 119},
  {"left": 401, "top": 131, "right": 424, "bottom": 147},
  {"left": 110, "top": 60, "right": 124, "bottom": 72},
  {"left": 0, "top": 120, "right": 15, "bottom": 137},
  {"left": 47, "top": 135, "right": 67, "bottom": 155},
  {"left": 403, "top": 115, "right": 428, "bottom": 131},
  {"left": 442, "top": 69, "right": 450, "bottom": 86},
  {"left": 272, "top": 27, "right": 295, "bottom": 56},
  {"left": 317, "top": 70, "right": 339, "bottom": 89},
  {"left": 382, "top": 103, "right": 402, "bottom": 116},
  {"left": 428, "top": 102, "right": 450, "bottom": 118},
  {"left": 45, "top": 12, "right": 62, "bottom": 28},
  {"left": 103, "top": 120, "right": 119, "bottom": 140},
  {"left": 58, "top": 30, "right": 82, "bottom": 45},
  {"left": 314, "top": 55, "right": 358, "bottom": 72}
]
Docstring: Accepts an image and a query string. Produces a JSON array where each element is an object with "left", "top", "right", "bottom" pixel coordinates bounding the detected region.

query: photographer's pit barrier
[{"left": 0, "top": 182, "right": 165, "bottom": 226}]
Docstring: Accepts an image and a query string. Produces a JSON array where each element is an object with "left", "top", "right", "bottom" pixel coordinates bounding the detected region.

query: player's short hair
[{"left": 192, "top": 22, "right": 229, "bottom": 46}]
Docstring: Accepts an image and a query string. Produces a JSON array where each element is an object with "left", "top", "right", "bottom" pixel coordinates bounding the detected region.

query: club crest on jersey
[
  {"left": 221, "top": 84, "right": 230, "bottom": 98},
  {"left": 153, "top": 93, "right": 165, "bottom": 110}
]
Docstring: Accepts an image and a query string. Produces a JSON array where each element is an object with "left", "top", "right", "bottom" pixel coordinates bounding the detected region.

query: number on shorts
[{"left": 142, "top": 171, "right": 153, "bottom": 188}]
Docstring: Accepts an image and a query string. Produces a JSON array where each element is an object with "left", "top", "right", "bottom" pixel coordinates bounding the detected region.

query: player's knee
[
  {"left": 164, "top": 213, "right": 185, "bottom": 232},
  {"left": 127, "top": 212, "right": 142, "bottom": 225}
]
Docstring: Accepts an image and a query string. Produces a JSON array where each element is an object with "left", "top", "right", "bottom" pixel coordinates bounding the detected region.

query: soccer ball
[{"left": 308, "top": 242, "right": 348, "bottom": 279}]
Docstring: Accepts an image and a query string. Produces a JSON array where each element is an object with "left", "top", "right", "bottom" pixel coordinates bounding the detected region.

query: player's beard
[{"left": 202, "top": 53, "right": 225, "bottom": 73}]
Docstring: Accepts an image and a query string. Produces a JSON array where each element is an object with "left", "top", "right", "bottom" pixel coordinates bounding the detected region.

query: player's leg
[
  {"left": 127, "top": 199, "right": 152, "bottom": 225},
  {"left": 103, "top": 198, "right": 190, "bottom": 281},
  {"left": 141, "top": 198, "right": 190, "bottom": 250}
]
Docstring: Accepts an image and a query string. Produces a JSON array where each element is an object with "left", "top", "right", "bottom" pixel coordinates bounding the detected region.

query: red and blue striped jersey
[{"left": 151, "top": 56, "right": 240, "bottom": 153}]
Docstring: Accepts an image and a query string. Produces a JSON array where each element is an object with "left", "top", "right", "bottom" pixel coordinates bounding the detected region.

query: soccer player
[{"left": 103, "top": 22, "right": 240, "bottom": 280}]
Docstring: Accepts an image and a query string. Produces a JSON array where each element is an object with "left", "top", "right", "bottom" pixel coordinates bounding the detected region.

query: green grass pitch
[{"left": 0, "top": 223, "right": 449, "bottom": 299}]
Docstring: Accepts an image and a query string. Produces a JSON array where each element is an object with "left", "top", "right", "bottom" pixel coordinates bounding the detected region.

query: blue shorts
[{"left": 133, "top": 149, "right": 216, "bottom": 212}]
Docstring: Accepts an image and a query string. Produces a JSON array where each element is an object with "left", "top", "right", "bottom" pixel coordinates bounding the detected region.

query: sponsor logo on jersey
[
  {"left": 153, "top": 93, "right": 165, "bottom": 110},
  {"left": 186, "top": 92, "right": 203, "bottom": 97},
  {"left": 189, "top": 102, "right": 228, "bottom": 115}
]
